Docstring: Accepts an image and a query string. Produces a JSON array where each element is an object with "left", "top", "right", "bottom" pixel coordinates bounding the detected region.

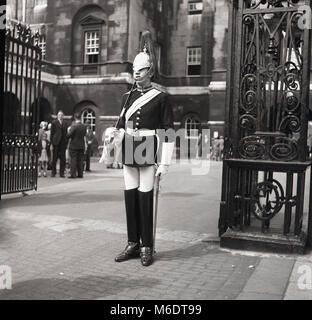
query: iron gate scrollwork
[
  {"left": 219, "top": 0, "right": 312, "bottom": 251},
  {"left": 238, "top": 0, "right": 309, "bottom": 161},
  {"left": 1, "top": 23, "right": 42, "bottom": 196}
]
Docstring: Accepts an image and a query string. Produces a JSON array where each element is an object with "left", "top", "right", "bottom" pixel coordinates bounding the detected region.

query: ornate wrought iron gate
[
  {"left": 1, "top": 24, "right": 42, "bottom": 196},
  {"left": 219, "top": 0, "right": 312, "bottom": 252}
]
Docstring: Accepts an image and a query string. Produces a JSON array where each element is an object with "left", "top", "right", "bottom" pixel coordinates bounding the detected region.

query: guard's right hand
[{"left": 155, "top": 164, "right": 169, "bottom": 177}]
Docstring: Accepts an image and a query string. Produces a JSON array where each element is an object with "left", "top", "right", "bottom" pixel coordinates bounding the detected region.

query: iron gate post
[{"left": 218, "top": 0, "right": 312, "bottom": 254}]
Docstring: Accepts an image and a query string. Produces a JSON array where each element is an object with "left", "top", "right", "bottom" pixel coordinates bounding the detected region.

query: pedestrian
[
  {"left": 50, "top": 110, "right": 68, "bottom": 177},
  {"left": 38, "top": 131, "right": 49, "bottom": 178},
  {"left": 203, "top": 133, "right": 210, "bottom": 159},
  {"left": 196, "top": 132, "right": 202, "bottom": 159},
  {"left": 46, "top": 122, "right": 52, "bottom": 170},
  {"left": 85, "top": 125, "right": 95, "bottom": 172},
  {"left": 112, "top": 31, "right": 175, "bottom": 267},
  {"left": 219, "top": 136, "right": 224, "bottom": 160},
  {"left": 212, "top": 137, "right": 220, "bottom": 161},
  {"left": 67, "top": 112, "right": 87, "bottom": 178},
  {"left": 38, "top": 121, "right": 49, "bottom": 177}
]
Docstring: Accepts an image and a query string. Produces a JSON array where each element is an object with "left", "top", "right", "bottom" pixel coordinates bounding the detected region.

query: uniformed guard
[{"left": 113, "top": 30, "right": 175, "bottom": 267}]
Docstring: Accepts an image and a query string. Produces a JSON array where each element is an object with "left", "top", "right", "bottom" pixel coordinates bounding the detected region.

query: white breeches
[{"left": 123, "top": 165, "right": 155, "bottom": 192}]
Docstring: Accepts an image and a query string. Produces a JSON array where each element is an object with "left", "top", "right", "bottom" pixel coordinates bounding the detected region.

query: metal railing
[{"left": 1, "top": 23, "right": 42, "bottom": 196}]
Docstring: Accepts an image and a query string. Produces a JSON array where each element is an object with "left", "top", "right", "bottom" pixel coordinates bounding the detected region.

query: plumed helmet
[
  {"left": 133, "top": 52, "right": 151, "bottom": 71},
  {"left": 132, "top": 30, "right": 157, "bottom": 77}
]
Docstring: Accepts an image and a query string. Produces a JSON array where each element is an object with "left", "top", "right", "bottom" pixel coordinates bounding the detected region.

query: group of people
[
  {"left": 196, "top": 133, "right": 224, "bottom": 161},
  {"left": 211, "top": 136, "right": 224, "bottom": 161},
  {"left": 37, "top": 111, "right": 95, "bottom": 178}
]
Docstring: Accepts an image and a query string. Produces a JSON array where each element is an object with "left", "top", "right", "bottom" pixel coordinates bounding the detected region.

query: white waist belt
[{"left": 126, "top": 128, "right": 156, "bottom": 137}]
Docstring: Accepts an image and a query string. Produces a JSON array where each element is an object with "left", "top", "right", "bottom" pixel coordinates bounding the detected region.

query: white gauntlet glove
[
  {"left": 155, "top": 164, "right": 169, "bottom": 177},
  {"left": 155, "top": 142, "right": 175, "bottom": 177}
]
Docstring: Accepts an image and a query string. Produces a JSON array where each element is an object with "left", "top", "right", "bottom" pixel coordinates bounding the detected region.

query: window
[
  {"left": 187, "top": 47, "right": 201, "bottom": 76},
  {"left": 156, "top": 44, "right": 162, "bottom": 74},
  {"left": 38, "top": 35, "right": 46, "bottom": 60},
  {"left": 81, "top": 108, "right": 96, "bottom": 132},
  {"left": 157, "top": 0, "right": 163, "bottom": 13},
  {"left": 188, "top": 1, "right": 203, "bottom": 15},
  {"left": 84, "top": 31, "right": 100, "bottom": 64},
  {"left": 35, "top": 0, "right": 47, "bottom": 7},
  {"left": 185, "top": 116, "right": 200, "bottom": 139}
]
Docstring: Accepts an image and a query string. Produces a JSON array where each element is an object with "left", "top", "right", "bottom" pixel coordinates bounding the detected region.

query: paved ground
[{"left": 0, "top": 159, "right": 311, "bottom": 300}]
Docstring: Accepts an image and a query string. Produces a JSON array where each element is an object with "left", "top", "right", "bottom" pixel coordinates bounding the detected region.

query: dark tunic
[{"left": 117, "top": 87, "right": 174, "bottom": 167}]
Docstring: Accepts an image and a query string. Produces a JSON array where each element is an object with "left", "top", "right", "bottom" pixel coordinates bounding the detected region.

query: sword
[{"left": 153, "top": 173, "right": 161, "bottom": 255}]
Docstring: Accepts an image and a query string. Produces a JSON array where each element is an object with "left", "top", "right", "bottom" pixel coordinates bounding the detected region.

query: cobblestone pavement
[
  {"left": 0, "top": 213, "right": 260, "bottom": 300},
  {"left": 0, "top": 160, "right": 311, "bottom": 300}
]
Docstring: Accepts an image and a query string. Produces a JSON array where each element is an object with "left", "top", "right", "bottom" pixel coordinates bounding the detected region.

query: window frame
[
  {"left": 84, "top": 29, "right": 101, "bottom": 65},
  {"left": 188, "top": 1, "right": 203, "bottom": 15},
  {"left": 81, "top": 108, "right": 97, "bottom": 133},
  {"left": 186, "top": 46, "right": 202, "bottom": 76},
  {"left": 157, "top": 0, "right": 163, "bottom": 13},
  {"left": 38, "top": 34, "right": 46, "bottom": 60},
  {"left": 184, "top": 115, "right": 201, "bottom": 139},
  {"left": 156, "top": 43, "right": 162, "bottom": 75},
  {"left": 34, "top": 0, "right": 47, "bottom": 8}
]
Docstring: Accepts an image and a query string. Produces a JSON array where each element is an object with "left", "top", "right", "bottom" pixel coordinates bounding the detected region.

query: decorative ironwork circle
[
  {"left": 270, "top": 138, "right": 298, "bottom": 161},
  {"left": 243, "top": 90, "right": 257, "bottom": 110},
  {"left": 279, "top": 115, "right": 301, "bottom": 133},
  {"left": 241, "top": 74, "right": 257, "bottom": 112},
  {"left": 239, "top": 114, "right": 257, "bottom": 132},
  {"left": 283, "top": 91, "right": 300, "bottom": 113},
  {"left": 238, "top": 136, "right": 266, "bottom": 160},
  {"left": 251, "top": 180, "right": 284, "bottom": 221}
]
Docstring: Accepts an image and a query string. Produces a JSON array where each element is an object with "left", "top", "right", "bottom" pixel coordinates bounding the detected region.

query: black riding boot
[
  {"left": 115, "top": 189, "right": 140, "bottom": 262},
  {"left": 138, "top": 189, "right": 154, "bottom": 266},
  {"left": 125, "top": 188, "right": 140, "bottom": 243}
]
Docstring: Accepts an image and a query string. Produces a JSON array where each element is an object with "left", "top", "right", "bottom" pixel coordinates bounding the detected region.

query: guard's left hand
[{"left": 155, "top": 164, "right": 169, "bottom": 177}]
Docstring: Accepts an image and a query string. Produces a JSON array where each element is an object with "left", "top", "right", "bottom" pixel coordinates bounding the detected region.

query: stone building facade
[
  {"left": 6, "top": 0, "right": 230, "bottom": 152},
  {"left": 6, "top": 0, "right": 311, "bottom": 153}
]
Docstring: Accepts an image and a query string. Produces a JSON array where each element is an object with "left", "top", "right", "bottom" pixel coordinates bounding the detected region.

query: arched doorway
[
  {"left": 38, "top": 97, "right": 52, "bottom": 123},
  {"left": 184, "top": 114, "right": 201, "bottom": 139},
  {"left": 74, "top": 100, "right": 99, "bottom": 135},
  {"left": 182, "top": 113, "right": 201, "bottom": 159}
]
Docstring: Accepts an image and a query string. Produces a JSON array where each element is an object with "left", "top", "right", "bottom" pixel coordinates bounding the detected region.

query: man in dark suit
[
  {"left": 50, "top": 110, "right": 68, "bottom": 177},
  {"left": 67, "top": 112, "right": 87, "bottom": 178},
  {"left": 84, "top": 124, "right": 95, "bottom": 172}
]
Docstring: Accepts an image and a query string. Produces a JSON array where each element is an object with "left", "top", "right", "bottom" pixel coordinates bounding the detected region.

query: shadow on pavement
[
  {"left": 0, "top": 275, "right": 160, "bottom": 300},
  {"left": 156, "top": 242, "right": 223, "bottom": 261},
  {"left": 161, "top": 192, "right": 202, "bottom": 198},
  {"left": 0, "top": 221, "right": 18, "bottom": 243},
  {"left": 0, "top": 191, "right": 124, "bottom": 208}
]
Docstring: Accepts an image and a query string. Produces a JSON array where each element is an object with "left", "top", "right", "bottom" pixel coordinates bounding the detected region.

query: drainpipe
[
  {"left": 22, "top": 0, "right": 26, "bottom": 23},
  {"left": 126, "top": 0, "right": 130, "bottom": 61}
]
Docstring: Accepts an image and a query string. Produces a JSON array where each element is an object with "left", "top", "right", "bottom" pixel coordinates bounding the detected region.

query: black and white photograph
[{"left": 0, "top": 0, "right": 312, "bottom": 306}]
